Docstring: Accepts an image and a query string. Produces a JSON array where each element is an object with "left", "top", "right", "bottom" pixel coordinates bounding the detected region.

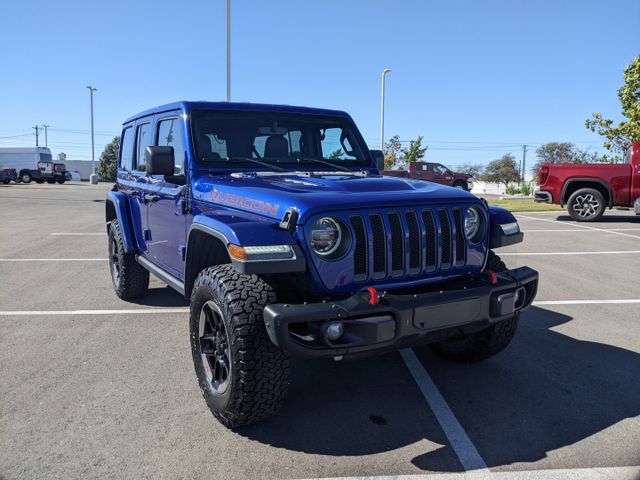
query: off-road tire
[
  {"left": 430, "top": 251, "right": 518, "bottom": 362},
  {"left": 190, "top": 264, "right": 289, "bottom": 428},
  {"left": 108, "top": 220, "right": 149, "bottom": 300},
  {"left": 567, "top": 187, "right": 605, "bottom": 222}
]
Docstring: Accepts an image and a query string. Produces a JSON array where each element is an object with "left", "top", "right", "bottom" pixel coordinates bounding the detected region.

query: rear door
[{"left": 146, "top": 115, "right": 188, "bottom": 277}]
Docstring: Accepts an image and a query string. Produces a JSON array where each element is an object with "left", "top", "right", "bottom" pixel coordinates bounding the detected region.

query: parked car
[
  {"left": 0, "top": 147, "right": 54, "bottom": 183},
  {"left": 48, "top": 163, "right": 71, "bottom": 184},
  {"left": 535, "top": 142, "right": 640, "bottom": 221},
  {"left": 105, "top": 101, "right": 538, "bottom": 428},
  {"left": 1, "top": 167, "right": 18, "bottom": 184},
  {"left": 383, "top": 162, "right": 474, "bottom": 190}
]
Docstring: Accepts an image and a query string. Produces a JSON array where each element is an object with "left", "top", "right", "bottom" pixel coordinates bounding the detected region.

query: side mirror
[
  {"left": 370, "top": 149, "right": 385, "bottom": 171},
  {"left": 145, "top": 146, "right": 175, "bottom": 176}
]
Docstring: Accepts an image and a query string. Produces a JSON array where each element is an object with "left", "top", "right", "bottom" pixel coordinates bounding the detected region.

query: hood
[{"left": 192, "top": 171, "right": 481, "bottom": 224}]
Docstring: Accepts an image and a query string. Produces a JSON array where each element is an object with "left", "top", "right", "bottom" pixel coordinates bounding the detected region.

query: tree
[
  {"left": 327, "top": 149, "right": 344, "bottom": 159},
  {"left": 480, "top": 154, "right": 519, "bottom": 187},
  {"left": 531, "top": 142, "right": 601, "bottom": 180},
  {"left": 457, "top": 162, "right": 484, "bottom": 178},
  {"left": 97, "top": 136, "right": 120, "bottom": 181},
  {"left": 382, "top": 134, "right": 401, "bottom": 169},
  {"left": 401, "top": 136, "right": 428, "bottom": 163},
  {"left": 585, "top": 54, "right": 640, "bottom": 161}
]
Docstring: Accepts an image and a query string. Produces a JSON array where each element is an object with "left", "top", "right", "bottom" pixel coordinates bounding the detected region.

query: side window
[
  {"left": 321, "top": 127, "right": 356, "bottom": 160},
  {"left": 434, "top": 164, "right": 448, "bottom": 174},
  {"left": 135, "top": 123, "right": 152, "bottom": 172},
  {"left": 120, "top": 127, "right": 134, "bottom": 171},
  {"left": 157, "top": 118, "right": 185, "bottom": 174},
  {"left": 419, "top": 164, "right": 429, "bottom": 171}
]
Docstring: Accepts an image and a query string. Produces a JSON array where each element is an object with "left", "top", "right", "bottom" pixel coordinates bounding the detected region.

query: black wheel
[
  {"left": 56, "top": 178, "right": 66, "bottom": 184},
  {"left": 567, "top": 188, "right": 605, "bottom": 222},
  {"left": 453, "top": 180, "right": 468, "bottom": 191},
  {"left": 2, "top": 179, "right": 9, "bottom": 184},
  {"left": 430, "top": 251, "right": 518, "bottom": 362},
  {"left": 190, "top": 264, "right": 289, "bottom": 428},
  {"left": 20, "top": 172, "right": 32, "bottom": 183},
  {"left": 35, "top": 178, "right": 45, "bottom": 184},
  {"left": 46, "top": 178, "right": 55, "bottom": 184},
  {"left": 108, "top": 220, "right": 149, "bottom": 300}
]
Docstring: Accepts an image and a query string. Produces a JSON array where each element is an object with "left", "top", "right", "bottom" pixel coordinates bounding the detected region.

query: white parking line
[
  {"left": 299, "top": 465, "right": 640, "bottom": 480},
  {"left": 400, "top": 348, "right": 489, "bottom": 472},
  {"left": 0, "top": 308, "right": 189, "bottom": 316},
  {"left": 517, "top": 215, "right": 640, "bottom": 239},
  {"left": 0, "top": 258, "right": 107, "bottom": 262},
  {"left": 50, "top": 232, "right": 104, "bottom": 236},
  {"left": 533, "top": 299, "right": 640, "bottom": 305},
  {"left": 500, "top": 250, "right": 640, "bottom": 256}
]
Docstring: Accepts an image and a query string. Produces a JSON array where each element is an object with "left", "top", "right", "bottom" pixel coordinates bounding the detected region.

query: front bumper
[
  {"left": 534, "top": 191, "right": 552, "bottom": 203},
  {"left": 263, "top": 266, "right": 538, "bottom": 358}
]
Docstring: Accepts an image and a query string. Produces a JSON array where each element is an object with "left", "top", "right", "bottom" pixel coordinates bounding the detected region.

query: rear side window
[
  {"left": 120, "top": 127, "right": 134, "bottom": 170},
  {"left": 135, "top": 123, "right": 152, "bottom": 172},
  {"left": 156, "top": 117, "right": 185, "bottom": 174}
]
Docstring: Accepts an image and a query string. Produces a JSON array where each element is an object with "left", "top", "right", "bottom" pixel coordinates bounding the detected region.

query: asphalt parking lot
[{"left": 1, "top": 182, "right": 639, "bottom": 480}]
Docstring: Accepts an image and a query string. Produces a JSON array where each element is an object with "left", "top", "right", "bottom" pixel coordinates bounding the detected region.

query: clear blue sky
[{"left": 1, "top": 0, "right": 638, "bottom": 168}]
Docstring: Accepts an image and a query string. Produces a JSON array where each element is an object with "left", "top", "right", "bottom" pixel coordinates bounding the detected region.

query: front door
[{"left": 147, "top": 116, "right": 188, "bottom": 278}]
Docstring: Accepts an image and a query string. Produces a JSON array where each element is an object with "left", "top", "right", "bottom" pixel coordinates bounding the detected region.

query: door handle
[{"left": 144, "top": 194, "right": 160, "bottom": 203}]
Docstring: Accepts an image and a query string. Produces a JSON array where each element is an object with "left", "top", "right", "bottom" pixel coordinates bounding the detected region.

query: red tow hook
[
  {"left": 484, "top": 269, "right": 498, "bottom": 285},
  {"left": 366, "top": 287, "right": 380, "bottom": 305}
]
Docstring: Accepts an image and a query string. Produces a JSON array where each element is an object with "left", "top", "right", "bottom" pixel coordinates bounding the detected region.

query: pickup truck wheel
[
  {"left": 567, "top": 188, "right": 605, "bottom": 222},
  {"left": 35, "top": 178, "right": 45, "bottom": 184},
  {"left": 430, "top": 251, "right": 518, "bottom": 362},
  {"left": 56, "top": 178, "right": 66, "bottom": 184},
  {"left": 2, "top": 179, "right": 10, "bottom": 184},
  {"left": 453, "top": 180, "right": 468, "bottom": 191},
  {"left": 46, "top": 178, "right": 55, "bottom": 184},
  {"left": 20, "top": 172, "right": 32, "bottom": 183},
  {"left": 190, "top": 264, "right": 289, "bottom": 428},
  {"left": 108, "top": 220, "right": 149, "bottom": 300}
]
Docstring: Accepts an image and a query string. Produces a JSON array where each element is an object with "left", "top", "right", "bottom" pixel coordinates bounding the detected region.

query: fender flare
[
  {"left": 560, "top": 178, "right": 613, "bottom": 208},
  {"left": 488, "top": 205, "right": 523, "bottom": 249},
  {"left": 106, "top": 191, "right": 136, "bottom": 252}
]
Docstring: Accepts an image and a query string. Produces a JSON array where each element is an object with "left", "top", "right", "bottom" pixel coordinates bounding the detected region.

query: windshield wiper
[
  {"left": 220, "top": 156, "right": 285, "bottom": 172},
  {"left": 295, "top": 157, "right": 352, "bottom": 172}
]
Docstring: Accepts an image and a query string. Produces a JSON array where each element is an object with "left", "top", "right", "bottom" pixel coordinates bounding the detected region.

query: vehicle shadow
[
  {"left": 128, "top": 286, "right": 188, "bottom": 307},
  {"left": 238, "top": 306, "right": 640, "bottom": 471},
  {"left": 552, "top": 214, "right": 640, "bottom": 224}
]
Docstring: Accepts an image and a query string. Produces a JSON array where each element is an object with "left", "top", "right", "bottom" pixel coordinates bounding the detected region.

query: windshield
[{"left": 191, "top": 110, "right": 371, "bottom": 170}]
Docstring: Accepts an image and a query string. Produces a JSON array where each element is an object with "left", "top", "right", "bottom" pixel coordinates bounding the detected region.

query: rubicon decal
[{"left": 208, "top": 190, "right": 280, "bottom": 216}]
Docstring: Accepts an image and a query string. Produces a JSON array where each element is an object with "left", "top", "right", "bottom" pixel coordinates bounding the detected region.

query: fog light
[{"left": 326, "top": 322, "right": 344, "bottom": 341}]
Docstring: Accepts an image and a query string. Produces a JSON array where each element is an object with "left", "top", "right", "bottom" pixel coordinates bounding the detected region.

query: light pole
[
  {"left": 226, "top": 0, "right": 231, "bottom": 101},
  {"left": 86, "top": 86, "right": 98, "bottom": 184},
  {"left": 380, "top": 68, "right": 391, "bottom": 151},
  {"left": 42, "top": 124, "right": 50, "bottom": 147}
]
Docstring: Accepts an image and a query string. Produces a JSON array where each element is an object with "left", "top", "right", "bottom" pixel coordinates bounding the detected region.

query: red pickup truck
[
  {"left": 535, "top": 142, "right": 640, "bottom": 221},
  {"left": 383, "top": 162, "right": 474, "bottom": 191}
]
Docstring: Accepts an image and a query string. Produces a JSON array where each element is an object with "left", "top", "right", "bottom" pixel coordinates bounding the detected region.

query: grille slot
[
  {"left": 406, "top": 212, "right": 421, "bottom": 272},
  {"left": 350, "top": 216, "right": 367, "bottom": 278},
  {"left": 453, "top": 209, "right": 466, "bottom": 266},
  {"left": 388, "top": 213, "right": 404, "bottom": 274},
  {"left": 370, "top": 214, "right": 386, "bottom": 277},
  {"left": 438, "top": 209, "right": 452, "bottom": 269},
  {"left": 421, "top": 210, "right": 437, "bottom": 272}
]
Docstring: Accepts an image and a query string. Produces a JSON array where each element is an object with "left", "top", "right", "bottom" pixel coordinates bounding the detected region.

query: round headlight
[
  {"left": 464, "top": 207, "right": 482, "bottom": 242},
  {"left": 311, "top": 217, "right": 342, "bottom": 256}
]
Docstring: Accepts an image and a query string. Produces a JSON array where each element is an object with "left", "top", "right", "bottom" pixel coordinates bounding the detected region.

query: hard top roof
[{"left": 123, "top": 101, "right": 352, "bottom": 125}]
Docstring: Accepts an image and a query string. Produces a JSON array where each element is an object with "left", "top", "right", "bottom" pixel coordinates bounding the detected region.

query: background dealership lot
[{"left": 1, "top": 182, "right": 639, "bottom": 480}]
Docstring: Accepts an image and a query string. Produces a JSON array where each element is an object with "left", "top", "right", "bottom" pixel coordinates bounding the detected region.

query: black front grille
[{"left": 350, "top": 207, "right": 469, "bottom": 281}]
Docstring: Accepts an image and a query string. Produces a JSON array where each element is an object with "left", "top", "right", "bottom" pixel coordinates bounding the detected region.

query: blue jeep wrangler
[{"left": 106, "top": 101, "right": 538, "bottom": 428}]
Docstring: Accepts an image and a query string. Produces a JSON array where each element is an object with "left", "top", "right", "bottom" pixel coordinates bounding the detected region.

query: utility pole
[
  {"left": 33, "top": 125, "right": 39, "bottom": 147},
  {"left": 226, "top": 0, "right": 231, "bottom": 101},
  {"left": 380, "top": 68, "right": 391, "bottom": 150},
  {"left": 521, "top": 145, "right": 528, "bottom": 185},
  {"left": 86, "top": 86, "right": 98, "bottom": 183},
  {"left": 42, "top": 124, "right": 50, "bottom": 147}
]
